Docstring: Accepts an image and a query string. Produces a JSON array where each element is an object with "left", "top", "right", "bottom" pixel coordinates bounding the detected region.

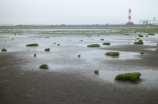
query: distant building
[{"left": 139, "top": 17, "right": 158, "bottom": 25}]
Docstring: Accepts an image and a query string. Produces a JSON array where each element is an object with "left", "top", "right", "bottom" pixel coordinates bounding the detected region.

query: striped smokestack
[{"left": 128, "top": 8, "right": 131, "bottom": 23}]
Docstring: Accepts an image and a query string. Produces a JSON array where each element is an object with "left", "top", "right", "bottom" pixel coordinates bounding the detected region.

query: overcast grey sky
[{"left": 0, "top": 0, "right": 158, "bottom": 25}]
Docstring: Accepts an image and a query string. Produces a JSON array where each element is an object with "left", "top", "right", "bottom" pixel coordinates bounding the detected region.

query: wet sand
[
  {"left": 0, "top": 31, "right": 158, "bottom": 104},
  {"left": 0, "top": 53, "right": 158, "bottom": 104}
]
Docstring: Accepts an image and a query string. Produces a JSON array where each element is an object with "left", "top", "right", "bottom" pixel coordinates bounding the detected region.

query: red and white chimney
[{"left": 128, "top": 8, "right": 131, "bottom": 23}]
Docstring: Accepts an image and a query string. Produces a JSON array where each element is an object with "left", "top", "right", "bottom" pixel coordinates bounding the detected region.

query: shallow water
[
  {"left": 0, "top": 29, "right": 158, "bottom": 90},
  {"left": 98, "top": 70, "right": 158, "bottom": 89}
]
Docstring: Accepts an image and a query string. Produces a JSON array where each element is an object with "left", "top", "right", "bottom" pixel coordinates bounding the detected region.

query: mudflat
[{"left": 0, "top": 29, "right": 158, "bottom": 104}]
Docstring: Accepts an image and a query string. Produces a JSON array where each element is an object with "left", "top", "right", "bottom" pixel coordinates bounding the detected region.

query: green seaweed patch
[
  {"left": 134, "top": 42, "right": 143, "bottom": 44},
  {"left": 103, "top": 42, "right": 110, "bottom": 45},
  {"left": 134, "top": 40, "right": 143, "bottom": 44},
  {"left": 124, "top": 34, "right": 129, "bottom": 35},
  {"left": 94, "top": 70, "right": 99, "bottom": 74},
  {"left": 138, "top": 34, "right": 143, "bottom": 37},
  {"left": 2, "top": 48, "right": 7, "bottom": 52},
  {"left": 39, "top": 64, "right": 48, "bottom": 69},
  {"left": 45, "top": 48, "right": 50, "bottom": 51},
  {"left": 115, "top": 72, "right": 141, "bottom": 81},
  {"left": 100, "top": 39, "right": 104, "bottom": 41},
  {"left": 78, "top": 55, "right": 80, "bottom": 58},
  {"left": 148, "top": 33, "right": 154, "bottom": 35},
  {"left": 34, "top": 53, "right": 36, "bottom": 57},
  {"left": 156, "top": 48, "right": 158, "bottom": 51},
  {"left": 87, "top": 44, "right": 100, "bottom": 47},
  {"left": 105, "top": 52, "right": 119, "bottom": 56},
  {"left": 139, "top": 40, "right": 143, "bottom": 42},
  {"left": 140, "top": 52, "right": 144, "bottom": 54},
  {"left": 26, "top": 43, "right": 38, "bottom": 46}
]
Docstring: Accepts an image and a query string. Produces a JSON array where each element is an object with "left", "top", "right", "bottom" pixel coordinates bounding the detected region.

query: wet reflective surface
[
  {"left": 99, "top": 70, "right": 158, "bottom": 89},
  {"left": 0, "top": 29, "right": 158, "bottom": 90}
]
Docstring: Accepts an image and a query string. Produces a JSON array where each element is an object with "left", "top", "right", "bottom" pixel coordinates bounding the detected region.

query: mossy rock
[
  {"left": 140, "top": 52, "right": 144, "bottom": 54},
  {"left": 87, "top": 44, "right": 100, "bottom": 47},
  {"left": 115, "top": 72, "right": 141, "bottom": 81},
  {"left": 94, "top": 70, "right": 99, "bottom": 74},
  {"left": 134, "top": 40, "right": 143, "bottom": 44},
  {"left": 105, "top": 52, "right": 119, "bottom": 56},
  {"left": 78, "top": 55, "right": 80, "bottom": 58},
  {"left": 124, "top": 34, "right": 129, "bottom": 35},
  {"left": 100, "top": 39, "right": 104, "bottom": 41},
  {"left": 2, "top": 48, "right": 7, "bottom": 52},
  {"left": 57, "top": 44, "right": 60, "bottom": 46},
  {"left": 148, "top": 33, "right": 154, "bottom": 35},
  {"left": 39, "top": 64, "right": 48, "bottom": 69},
  {"left": 134, "top": 41, "right": 143, "bottom": 44},
  {"left": 34, "top": 53, "right": 36, "bottom": 57},
  {"left": 45, "top": 48, "right": 50, "bottom": 51},
  {"left": 103, "top": 42, "right": 110, "bottom": 45},
  {"left": 138, "top": 34, "right": 143, "bottom": 37},
  {"left": 139, "top": 40, "right": 142, "bottom": 42},
  {"left": 26, "top": 43, "right": 38, "bottom": 46},
  {"left": 156, "top": 48, "right": 158, "bottom": 51}
]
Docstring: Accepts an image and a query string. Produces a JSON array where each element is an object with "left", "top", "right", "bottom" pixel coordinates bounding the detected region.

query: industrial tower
[
  {"left": 126, "top": 8, "right": 133, "bottom": 25},
  {"left": 128, "top": 8, "right": 131, "bottom": 23}
]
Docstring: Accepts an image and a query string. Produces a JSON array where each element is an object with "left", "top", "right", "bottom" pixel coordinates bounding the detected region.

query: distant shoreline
[{"left": 0, "top": 25, "right": 158, "bottom": 29}]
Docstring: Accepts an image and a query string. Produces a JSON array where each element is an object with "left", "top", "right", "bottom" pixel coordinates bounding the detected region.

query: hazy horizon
[{"left": 0, "top": 0, "right": 158, "bottom": 25}]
